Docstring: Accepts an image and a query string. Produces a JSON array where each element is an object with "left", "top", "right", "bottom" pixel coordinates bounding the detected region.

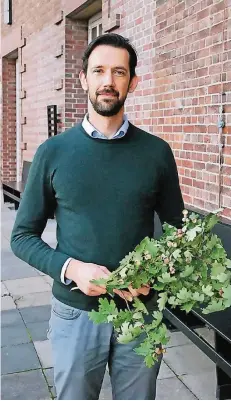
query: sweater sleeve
[
  {"left": 155, "top": 143, "right": 184, "bottom": 229},
  {"left": 10, "top": 142, "right": 71, "bottom": 283}
]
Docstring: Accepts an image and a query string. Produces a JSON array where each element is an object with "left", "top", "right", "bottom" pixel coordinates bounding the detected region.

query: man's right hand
[
  {"left": 65, "top": 259, "right": 134, "bottom": 301},
  {"left": 65, "top": 259, "right": 111, "bottom": 296}
]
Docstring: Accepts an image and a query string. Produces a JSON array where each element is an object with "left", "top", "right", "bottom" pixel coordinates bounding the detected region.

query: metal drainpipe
[{"left": 217, "top": 12, "right": 227, "bottom": 210}]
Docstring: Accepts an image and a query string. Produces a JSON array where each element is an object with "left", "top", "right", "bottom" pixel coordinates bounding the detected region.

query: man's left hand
[{"left": 113, "top": 284, "right": 150, "bottom": 301}]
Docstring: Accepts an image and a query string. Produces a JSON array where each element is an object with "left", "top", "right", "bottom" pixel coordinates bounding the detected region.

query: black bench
[
  {"left": 2, "top": 161, "right": 31, "bottom": 210},
  {"left": 154, "top": 212, "right": 231, "bottom": 400}
]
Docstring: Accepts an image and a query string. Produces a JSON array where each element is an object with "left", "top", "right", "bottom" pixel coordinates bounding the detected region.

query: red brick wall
[
  {"left": 2, "top": 58, "right": 17, "bottom": 182},
  {"left": 1, "top": 0, "right": 231, "bottom": 222},
  {"left": 64, "top": 17, "right": 88, "bottom": 129},
  {"left": 102, "top": 0, "right": 231, "bottom": 222},
  {"left": 1, "top": 0, "right": 62, "bottom": 38},
  {"left": 21, "top": 22, "right": 65, "bottom": 161}
]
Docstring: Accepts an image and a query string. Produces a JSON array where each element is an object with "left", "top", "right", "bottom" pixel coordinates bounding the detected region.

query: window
[
  {"left": 88, "top": 12, "right": 103, "bottom": 44},
  {"left": 4, "top": 0, "right": 12, "bottom": 24}
]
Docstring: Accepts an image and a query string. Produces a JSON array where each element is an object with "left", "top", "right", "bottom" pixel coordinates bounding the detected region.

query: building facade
[{"left": 1, "top": 0, "right": 231, "bottom": 221}]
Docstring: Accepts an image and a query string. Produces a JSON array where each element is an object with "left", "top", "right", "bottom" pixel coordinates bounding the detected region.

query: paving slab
[
  {"left": 43, "top": 368, "right": 56, "bottom": 398},
  {"left": 26, "top": 321, "right": 50, "bottom": 342},
  {"left": 99, "top": 371, "right": 112, "bottom": 400},
  {"left": 164, "top": 343, "right": 215, "bottom": 376},
  {"left": 1, "top": 282, "right": 9, "bottom": 296},
  {"left": 180, "top": 370, "right": 216, "bottom": 400},
  {"left": 166, "top": 331, "right": 192, "bottom": 348},
  {"left": 34, "top": 340, "right": 53, "bottom": 369},
  {"left": 1, "top": 324, "right": 31, "bottom": 347},
  {"left": 195, "top": 326, "right": 215, "bottom": 347},
  {"left": 4, "top": 276, "right": 51, "bottom": 298},
  {"left": 1, "top": 236, "right": 10, "bottom": 250},
  {"left": 156, "top": 377, "right": 197, "bottom": 399},
  {"left": 1, "top": 369, "right": 51, "bottom": 400},
  {"left": 1, "top": 309, "right": 24, "bottom": 326},
  {"left": 1, "top": 296, "right": 17, "bottom": 310},
  {"left": 2, "top": 343, "right": 41, "bottom": 374},
  {"left": 1, "top": 254, "right": 40, "bottom": 280},
  {"left": 19, "top": 305, "right": 51, "bottom": 324},
  {"left": 15, "top": 291, "right": 52, "bottom": 308},
  {"left": 42, "top": 275, "right": 54, "bottom": 287},
  {"left": 158, "top": 360, "right": 176, "bottom": 380}
]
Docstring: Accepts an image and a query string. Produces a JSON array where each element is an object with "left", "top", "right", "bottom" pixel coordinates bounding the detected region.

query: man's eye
[
  {"left": 115, "top": 70, "right": 125, "bottom": 76},
  {"left": 93, "top": 69, "right": 103, "bottom": 73}
]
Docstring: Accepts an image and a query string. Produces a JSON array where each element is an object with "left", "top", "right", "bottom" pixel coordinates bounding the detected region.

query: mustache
[{"left": 96, "top": 88, "right": 119, "bottom": 97}]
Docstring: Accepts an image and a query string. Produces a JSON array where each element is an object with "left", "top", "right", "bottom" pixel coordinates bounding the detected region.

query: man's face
[{"left": 80, "top": 45, "right": 138, "bottom": 117}]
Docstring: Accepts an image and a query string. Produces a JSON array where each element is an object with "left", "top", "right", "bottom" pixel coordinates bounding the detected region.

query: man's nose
[{"left": 103, "top": 71, "right": 114, "bottom": 86}]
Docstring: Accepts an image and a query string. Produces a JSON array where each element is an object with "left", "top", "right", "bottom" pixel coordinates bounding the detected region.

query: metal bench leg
[{"left": 215, "top": 333, "right": 231, "bottom": 399}]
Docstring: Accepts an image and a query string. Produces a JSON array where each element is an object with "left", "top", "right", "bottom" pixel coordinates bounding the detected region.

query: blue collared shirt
[{"left": 82, "top": 114, "right": 129, "bottom": 140}]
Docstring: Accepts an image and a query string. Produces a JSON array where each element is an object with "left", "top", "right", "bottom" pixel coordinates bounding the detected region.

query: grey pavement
[{"left": 1, "top": 203, "right": 217, "bottom": 399}]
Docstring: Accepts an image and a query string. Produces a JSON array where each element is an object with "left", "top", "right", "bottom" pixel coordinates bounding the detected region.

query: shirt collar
[{"left": 82, "top": 114, "right": 129, "bottom": 140}]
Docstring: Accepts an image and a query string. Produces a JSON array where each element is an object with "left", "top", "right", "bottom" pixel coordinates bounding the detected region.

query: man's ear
[
  {"left": 128, "top": 75, "right": 139, "bottom": 93},
  {"left": 79, "top": 70, "right": 88, "bottom": 91}
]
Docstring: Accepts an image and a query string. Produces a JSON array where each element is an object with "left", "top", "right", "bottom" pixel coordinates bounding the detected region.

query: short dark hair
[{"left": 82, "top": 33, "right": 138, "bottom": 79}]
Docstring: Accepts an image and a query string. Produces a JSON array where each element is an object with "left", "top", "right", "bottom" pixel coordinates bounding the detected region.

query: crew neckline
[{"left": 77, "top": 121, "right": 133, "bottom": 144}]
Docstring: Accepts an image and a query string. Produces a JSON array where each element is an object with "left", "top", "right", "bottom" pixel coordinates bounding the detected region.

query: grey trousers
[{"left": 47, "top": 296, "right": 162, "bottom": 400}]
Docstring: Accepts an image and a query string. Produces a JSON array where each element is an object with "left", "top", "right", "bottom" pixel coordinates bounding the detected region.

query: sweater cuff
[{"left": 60, "top": 258, "right": 73, "bottom": 285}]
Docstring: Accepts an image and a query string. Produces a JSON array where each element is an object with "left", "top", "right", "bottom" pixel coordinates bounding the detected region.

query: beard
[{"left": 89, "top": 88, "right": 127, "bottom": 117}]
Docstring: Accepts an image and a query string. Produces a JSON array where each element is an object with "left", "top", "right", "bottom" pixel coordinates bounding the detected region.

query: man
[{"left": 11, "top": 33, "right": 184, "bottom": 400}]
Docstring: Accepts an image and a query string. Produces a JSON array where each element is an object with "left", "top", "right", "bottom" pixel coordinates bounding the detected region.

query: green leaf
[
  {"left": 135, "top": 342, "right": 152, "bottom": 357},
  {"left": 144, "top": 354, "right": 155, "bottom": 368},
  {"left": 107, "top": 314, "right": 117, "bottom": 322},
  {"left": 222, "top": 285, "right": 231, "bottom": 304},
  {"left": 186, "top": 226, "right": 202, "bottom": 241},
  {"left": 133, "top": 312, "right": 143, "bottom": 320},
  {"left": 191, "top": 292, "right": 204, "bottom": 302},
  {"left": 145, "top": 240, "right": 159, "bottom": 257},
  {"left": 172, "top": 249, "right": 181, "bottom": 259},
  {"left": 180, "top": 301, "right": 195, "bottom": 313},
  {"left": 132, "top": 298, "right": 148, "bottom": 314},
  {"left": 168, "top": 296, "right": 179, "bottom": 306},
  {"left": 153, "top": 282, "right": 165, "bottom": 291},
  {"left": 204, "top": 213, "right": 219, "bottom": 231},
  {"left": 216, "top": 273, "right": 229, "bottom": 283},
  {"left": 157, "top": 292, "right": 168, "bottom": 311},
  {"left": 202, "top": 285, "right": 214, "bottom": 297},
  {"left": 120, "top": 267, "right": 128, "bottom": 278},
  {"left": 211, "top": 261, "right": 226, "bottom": 278},
  {"left": 177, "top": 287, "right": 191, "bottom": 302},
  {"left": 88, "top": 310, "right": 108, "bottom": 324},
  {"left": 91, "top": 277, "right": 108, "bottom": 286},
  {"left": 180, "top": 265, "right": 194, "bottom": 278},
  {"left": 158, "top": 272, "right": 177, "bottom": 283},
  {"left": 202, "top": 299, "right": 225, "bottom": 314},
  {"left": 226, "top": 259, "right": 231, "bottom": 269},
  {"left": 184, "top": 250, "right": 193, "bottom": 262},
  {"left": 206, "top": 234, "right": 218, "bottom": 250}
]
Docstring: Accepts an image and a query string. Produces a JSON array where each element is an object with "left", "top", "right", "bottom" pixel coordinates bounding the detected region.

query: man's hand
[
  {"left": 65, "top": 259, "right": 111, "bottom": 296},
  {"left": 113, "top": 284, "right": 150, "bottom": 300}
]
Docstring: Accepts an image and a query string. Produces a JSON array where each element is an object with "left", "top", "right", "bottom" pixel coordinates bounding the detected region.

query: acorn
[
  {"left": 144, "top": 254, "right": 151, "bottom": 260},
  {"left": 155, "top": 347, "right": 162, "bottom": 355},
  {"left": 169, "top": 266, "right": 176, "bottom": 274},
  {"left": 164, "top": 258, "right": 170, "bottom": 264},
  {"left": 219, "top": 289, "right": 224, "bottom": 296}
]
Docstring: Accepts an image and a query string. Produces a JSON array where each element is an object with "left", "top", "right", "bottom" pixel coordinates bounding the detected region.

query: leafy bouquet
[{"left": 88, "top": 210, "right": 231, "bottom": 367}]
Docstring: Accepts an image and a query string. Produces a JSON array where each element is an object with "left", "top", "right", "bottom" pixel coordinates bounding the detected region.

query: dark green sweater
[{"left": 11, "top": 122, "right": 184, "bottom": 311}]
